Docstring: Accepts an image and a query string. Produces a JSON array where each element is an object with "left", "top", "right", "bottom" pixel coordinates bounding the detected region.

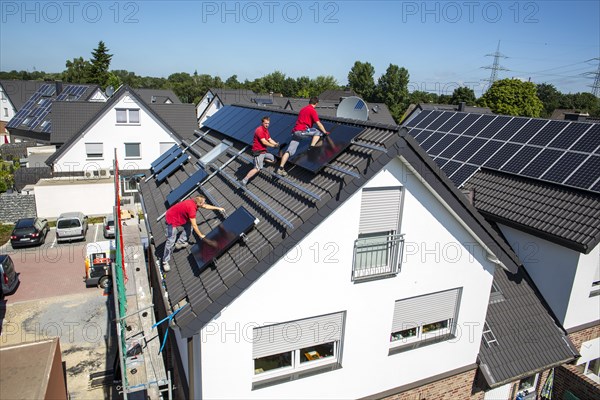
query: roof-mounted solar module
[
  {"left": 190, "top": 206, "right": 259, "bottom": 273},
  {"left": 152, "top": 147, "right": 183, "bottom": 174},
  {"left": 155, "top": 153, "right": 189, "bottom": 183},
  {"left": 151, "top": 144, "right": 179, "bottom": 170},
  {"left": 166, "top": 168, "right": 209, "bottom": 207}
]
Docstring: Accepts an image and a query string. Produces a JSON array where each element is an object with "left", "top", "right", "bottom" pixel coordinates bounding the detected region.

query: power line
[{"left": 481, "top": 41, "right": 509, "bottom": 85}]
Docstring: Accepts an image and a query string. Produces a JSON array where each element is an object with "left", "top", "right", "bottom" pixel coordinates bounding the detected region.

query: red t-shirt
[
  {"left": 293, "top": 105, "right": 319, "bottom": 132},
  {"left": 252, "top": 125, "right": 271, "bottom": 153},
  {"left": 165, "top": 199, "right": 198, "bottom": 227}
]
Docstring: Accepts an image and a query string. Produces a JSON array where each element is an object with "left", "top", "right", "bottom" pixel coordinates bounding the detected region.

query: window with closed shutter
[
  {"left": 252, "top": 312, "right": 345, "bottom": 382},
  {"left": 390, "top": 287, "right": 462, "bottom": 350},
  {"left": 85, "top": 143, "right": 103, "bottom": 159}
]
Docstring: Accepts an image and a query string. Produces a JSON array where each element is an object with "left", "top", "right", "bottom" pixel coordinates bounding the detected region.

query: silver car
[
  {"left": 0, "top": 254, "right": 19, "bottom": 296},
  {"left": 56, "top": 212, "right": 88, "bottom": 243},
  {"left": 103, "top": 214, "right": 115, "bottom": 238}
]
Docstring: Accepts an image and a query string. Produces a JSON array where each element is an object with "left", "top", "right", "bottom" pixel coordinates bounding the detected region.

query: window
[
  {"left": 390, "top": 288, "right": 461, "bottom": 353},
  {"left": 577, "top": 357, "right": 600, "bottom": 383},
  {"left": 160, "top": 142, "right": 175, "bottom": 155},
  {"left": 489, "top": 278, "right": 505, "bottom": 304},
  {"left": 122, "top": 177, "right": 138, "bottom": 193},
  {"left": 199, "top": 140, "right": 232, "bottom": 166},
  {"left": 515, "top": 374, "right": 539, "bottom": 398},
  {"left": 125, "top": 143, "right": 141, "bottom": 158},
  {"left": 116, "top": 108, "right": 140, "bottom": 124},
  {"left": 3, "top": 108, "right": 8, "bottom": 117},
  {"left": 353, "top": 186, "right": 404, "bottom": 281},
  {"left": 85, "top": 143, "right": 103, "bottom": 159},
  {"left": 252, "top": 312, "right": 344, "bottom": 388}
]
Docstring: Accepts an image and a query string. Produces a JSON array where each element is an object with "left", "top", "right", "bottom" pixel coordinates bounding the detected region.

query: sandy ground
[{"left": 1, "top": 291, "right": 117, "bottom": 399}]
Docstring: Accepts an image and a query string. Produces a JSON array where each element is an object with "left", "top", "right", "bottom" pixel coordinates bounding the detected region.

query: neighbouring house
[
  {"left": 139, "top": 104, "right": 529, "bottom": 399},
  {"left": 31, "top": 85, "right": 196, "bottom": 218},
  {"left": 403, "top": 105, "right": 600, "bottom": 400},
  {"left": 284, "top": 97, "right": 397, "bottom": 125},
  {"left": 0, "top": 79, "right": 46, "bottom": 143}
]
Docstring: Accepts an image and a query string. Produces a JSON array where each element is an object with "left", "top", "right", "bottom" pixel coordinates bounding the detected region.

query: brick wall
[
  {"left": 551, "top": 324, "right": 600, "bottom": 400},
  {"left": 381, "top": 368, "right": 484, "bottom": 400}
]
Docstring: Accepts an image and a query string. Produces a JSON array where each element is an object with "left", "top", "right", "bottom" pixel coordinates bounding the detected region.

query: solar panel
[
  {"left": 428, "top": 134, "right": 459, "bottom": 157},
  {"left": 463, "top": 114, "right": 495, "bottom": 136},
  {"left": 450, "top": 114, "right": 481, "bottom": 134},
  {"left": 404, "top": 109, "right": 431, "bottom": 127},
  {"left": 166, "top": 168, "right": 209, "bottom": 207},
  {"left": 427, "top": 111, "right": 456, "bottom": 131},
  {"left": 564, "top": 155, "right": 600, "bottom": 189},
  {"left": 439, "top": 136, "right": 472, "bottom": 159},
  {"left": 454, "top": 138, "right": 490, "bottom": 161},
  {"left": 190, "top": 206, "right": 258, "bottom": 273},
  {"left": 203, "top": 106, "right": 231, "bottom": 131},
  {"left": 437, "top": 113, "right": 466, "bottom": 132},
  {"left": 151, "top": 144, "right": 179, "bottom": 170},
  {"left": 449, "top": 164, "right": 478, "bottom": 187},
  {"left": 483, "top": 143, "right": 522, "bottom": 169},
  {"left": 419, "top": 131, "right": 445, "bottom": 152},
  {"left": 155, "top": 153, "right": 189, "bottom": 183},
  {"left": 439, "top": 160, "right": 463, "bottom": 178},
  {"left": 510, "top": 119, "right": 548, "bottom": 144},
  {"left": 493, "top": 118, "right": 528, "bottom": 141},
  {"left": 411, "top": 129, "right": 434, "bottom": 142},
  {"left": 476, "top": 115, "right": 511, "bottom": 138},
  {"left": 571, "top": 124, "right": 600, "bottom": 152},
  {"left": 541, "top": 152, "right": 589, "bottom": 182},
  {"left": 501, "top": 146, "right": 543, "bottom": 174},
  {"left": 414, "top": 110, "right": 442, "bottom": 129},
  {"left": 288, "top": 124, "right": 363, "bottom": 173},
  {"left": 520, "top": 149, "right": 564, "bottom": 177},
  {"left": 528, "top": 120, "right": 568, "bottom": 146},
  {"left": 152, "top": 147, "right": 183, "bottom": 173},
  {"left": 548, "top": 122, "right": 592, "bottom": 150}
]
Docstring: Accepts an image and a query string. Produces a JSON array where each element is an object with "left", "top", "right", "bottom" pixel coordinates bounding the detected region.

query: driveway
[{"left": 0, "top": 223, "right": 117, "bottom": 399}]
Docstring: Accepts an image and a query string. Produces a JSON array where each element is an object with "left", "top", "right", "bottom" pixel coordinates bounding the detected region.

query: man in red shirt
[
  {"left": 276, "top": 96, "right": 329, "bottom": 177},
  {"left": 162, "top": 195, "right": 225, "bottom": 271},
  {"left": 239, "top": 116, "right": 279, "bottom": 187}
]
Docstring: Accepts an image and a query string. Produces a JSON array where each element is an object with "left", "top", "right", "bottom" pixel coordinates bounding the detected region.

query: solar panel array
[
  {"left": 7, "top": 84, "right": 91, "bottom": 132},
  {"left": 404, "top": 110, "right": 600, "bottom": 193},
  {"left": 166, "top": 168, "right": 209, "bottom": 206},
  {"left": 203, "top": 105, "right": 363, "bottom": 173},
  {"left": 151, "top": 146, "right": 182, "bottom": 172},
  {"left": 156, "top": 153, "right": 189, "bottom": 183}
]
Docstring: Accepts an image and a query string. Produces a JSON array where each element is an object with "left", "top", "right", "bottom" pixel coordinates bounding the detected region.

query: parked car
[
  {"left": 10, "top": 217, "right": 49, "bottom": 248},
  {"left": 56, "top": 212, "right": 88, "bottom": 243},
  {"left": 103, "top": 214, "right": 115, "bottom": 238},
  {"left": 0, "top": 254, "right": 19, "bottom": 296}
]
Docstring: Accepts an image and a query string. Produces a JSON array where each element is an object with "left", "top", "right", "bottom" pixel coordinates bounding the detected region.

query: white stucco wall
[
  {"left": 198, "top": 98, "right": 222, "bottom": 127},
  {"left": 193, "top": 157, "right": 497, "bottom": 399},
  {"left": 52, "top": 93, "right": 179, "bottom": 173},
  {"left": 34, "top": 178, "right": 114, "bottom": 218},
  {"left": 0, "top": 85, "right": 16, "bottom": 124},
  {"left": 497, "top": 224, "right": 600, "bottom": 330}
]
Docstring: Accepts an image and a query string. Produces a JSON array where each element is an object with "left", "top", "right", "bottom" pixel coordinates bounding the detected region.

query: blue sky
[{"left": 1, "top": 0, "right": 598, "bottom": 96}]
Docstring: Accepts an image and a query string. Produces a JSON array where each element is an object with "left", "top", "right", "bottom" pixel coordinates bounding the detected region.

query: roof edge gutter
[{"left": 399, "top": 155, "right": 512, "bottom": 272}]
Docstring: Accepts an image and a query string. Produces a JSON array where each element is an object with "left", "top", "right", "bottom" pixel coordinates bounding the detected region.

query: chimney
[
  {"left": 458, "top": 102, "right": 466, "bottom": 112},
  {"left": 55, "top": 81, "right": 63, "bottom": 96}
]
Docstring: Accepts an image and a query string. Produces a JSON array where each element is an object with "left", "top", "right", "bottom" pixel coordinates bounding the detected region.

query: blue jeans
[{"left": 163, "top": 221, "right": 191, "bottom": 263}]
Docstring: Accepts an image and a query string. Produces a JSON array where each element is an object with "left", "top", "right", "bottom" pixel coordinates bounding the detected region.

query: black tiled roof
[
  {"left": 140, "top": 104, "right": 521, "bottom": 338},
  {"left": 478, "top": 265, "right": 578, "bottom": 387},
  {"left": 318, "top": 89, "right": 357, "bottom": 101},
  {"left": 51, "top": 101, "right": 104, "bottom": 144},
  {"left": 0, "top": 80, "right": 46, "bottom": 111},
  {"left": 464, "top": 169, "right": 600, "bottom": 254},
  {"left": 286, "top": 98, "right": 397, "bottom": 126},
  {"left": 133, "top": 88, "right": 182, "bottom": 104},
  {"left": 14, "top": 166, "right": 52, "bottom": 191}
]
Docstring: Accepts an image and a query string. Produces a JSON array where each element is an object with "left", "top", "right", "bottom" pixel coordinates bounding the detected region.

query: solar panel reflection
[{"left": 190, "top": 207, "right": 258, "bottom": 274}]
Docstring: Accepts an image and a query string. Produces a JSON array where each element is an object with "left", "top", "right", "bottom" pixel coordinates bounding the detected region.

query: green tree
[
  {"left": 409, "top": 90, "right": 439, "bottom": 104},
  {"left": 295, "top": 76, "right": 311, "bottom": 98},
  {"left": 374, "top": 64, "right": 410, "bottom": 120},
  {"left": 62, "top": 57, "right": 91, "bottom": 83},
  {"left": 479, "top": 78, "right": 543, "bottom": 117},
  {"left": 105, "top": 72, "right": 122, "bottom": 91},
  {"left": 536, "top": 83, "right": 562, "bottom": 117},
  {"left": 560, "top": 92, "right": 600, "bottom": 114},
  {"left": 348, "top": 61, "right": 376, "bottom": 100},
  {"left": 262, "top": 71, "right": 287, "bottom": 94},
  {"left": 310, "top": 75, "right": 339, "bottom": 98},
  {"left": 450, "top": 87, "right": 476, "bottom": 105},
  {"left": 88, "top": 41, "right": 113, "bottom": 88},
  {"left": 225, "top": 74, "right": 242, "bottom": 88}
]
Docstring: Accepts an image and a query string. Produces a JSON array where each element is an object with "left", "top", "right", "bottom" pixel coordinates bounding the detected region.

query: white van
[{"left": 56, "top": 212, "right": 88, "bottom": 243}]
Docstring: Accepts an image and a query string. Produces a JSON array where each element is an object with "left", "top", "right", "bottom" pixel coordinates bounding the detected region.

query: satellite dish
[
  {"left": 105, "top": 86, "right": 115, "bottom": 97},
  {"left": 336, "top": 96, "right": 369, "bottom": 121}
]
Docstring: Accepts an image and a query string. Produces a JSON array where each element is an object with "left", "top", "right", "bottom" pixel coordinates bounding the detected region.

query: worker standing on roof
[
  {"left": 239, "top": 116, "right": 279, "bottom": 187},
  {"left": 162, "top": 195, "right": 224, "bottom": 272},
  {"left": 276, "top": 96, "right": 330, "bottom": 177}
]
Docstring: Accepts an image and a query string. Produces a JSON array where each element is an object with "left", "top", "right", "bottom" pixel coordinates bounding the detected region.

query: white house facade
[
  {"left": 51, "top": 92, "right": 179, "bottom": 174},
  {"left": 177, "top": 157, "right": 497, "bottom": 399}
]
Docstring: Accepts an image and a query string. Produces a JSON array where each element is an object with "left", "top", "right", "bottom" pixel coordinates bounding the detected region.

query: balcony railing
[{"left": 352, "top": 233, "right": 404, "bottom": 281}]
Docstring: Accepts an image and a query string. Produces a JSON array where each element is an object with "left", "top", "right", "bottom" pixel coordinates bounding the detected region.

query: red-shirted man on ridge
[
  {"left": 239, "top": 116, "right": 279, "bottom": 187},
  {"left": 162, "top": 196, "right": 224, "bottom": 271},
  {"left": 276, "top": 96, "right": 329, "bottom": 177}
]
